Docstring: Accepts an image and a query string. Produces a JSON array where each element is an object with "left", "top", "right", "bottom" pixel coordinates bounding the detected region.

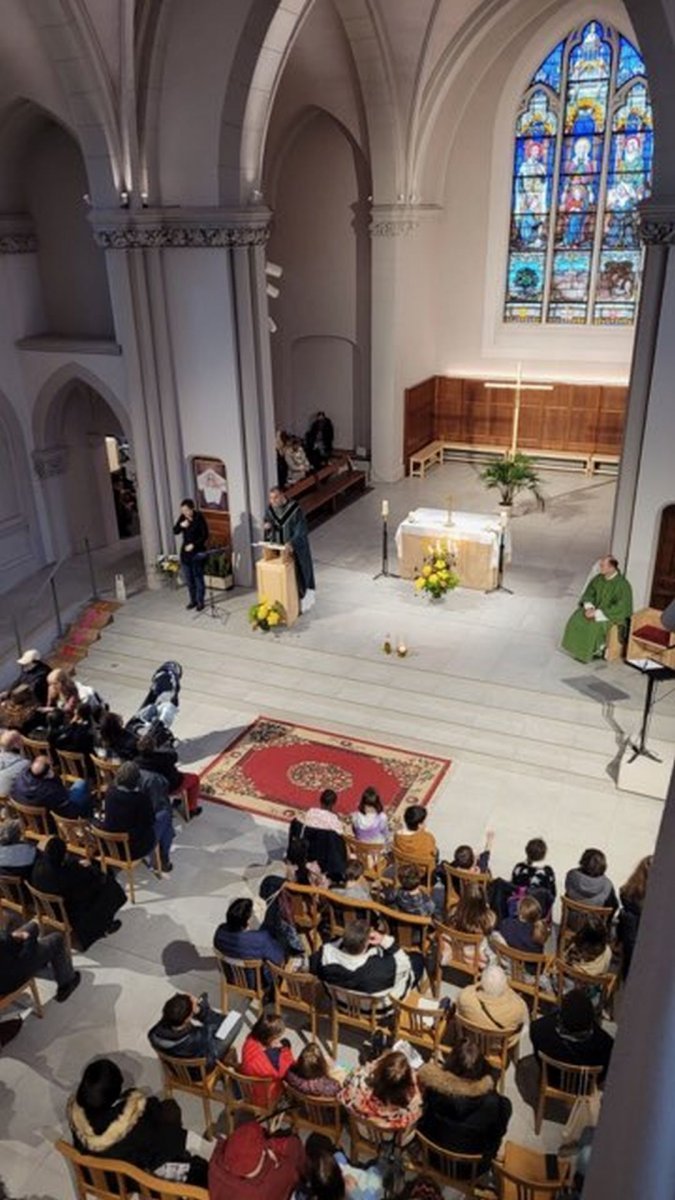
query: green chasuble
[{"left": 562, "top": 571, "right": 633, "bottom": 663}]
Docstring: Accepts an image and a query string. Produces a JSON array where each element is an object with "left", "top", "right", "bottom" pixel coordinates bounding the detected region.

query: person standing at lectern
[
  {"left": 561, "top": 554, "right": 633, "bottom": 663},
  {"left": 173, "top": 499, "right": 209, "bottom": 612},
  {"left": 264, "top": 486, "right": 316, "bottom": 612}
]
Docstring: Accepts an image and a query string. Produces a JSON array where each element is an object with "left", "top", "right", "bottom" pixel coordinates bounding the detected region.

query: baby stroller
[{"left": 125, "top": 660, "right": 182, "bottom": 747}]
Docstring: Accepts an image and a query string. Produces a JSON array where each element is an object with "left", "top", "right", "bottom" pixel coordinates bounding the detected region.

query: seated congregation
[{"left": 0, "top": 649, "right": 654, "bottom": 1199}]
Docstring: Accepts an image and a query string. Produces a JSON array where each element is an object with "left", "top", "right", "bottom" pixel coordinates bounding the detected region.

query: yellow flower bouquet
[
  {"left": 248, "top": 596, "right": 286, "bottom": 632},
  {"left": 414, "top": 542, "right": 459, "bottom": 599}
]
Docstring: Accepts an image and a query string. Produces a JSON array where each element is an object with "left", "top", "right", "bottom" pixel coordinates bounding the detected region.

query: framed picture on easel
[{"left": 192, "top": 456, "right": 228, "bottom": 512}]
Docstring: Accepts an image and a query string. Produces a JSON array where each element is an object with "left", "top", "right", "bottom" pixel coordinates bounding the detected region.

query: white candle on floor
[{"left": 381, "top": 499, "right": 389, "bottom": 517}]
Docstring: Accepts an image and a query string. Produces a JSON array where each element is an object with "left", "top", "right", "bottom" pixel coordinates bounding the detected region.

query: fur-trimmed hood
[
  {"left": 418, "top": 1062, "right": 495, "bottom": 1098},
  {"left": 67, "top": 1089, "right": 147, "bottom": 1153}
]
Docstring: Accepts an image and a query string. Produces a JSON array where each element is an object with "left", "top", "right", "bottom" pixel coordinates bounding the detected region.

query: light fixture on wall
[
  {"left": 140, "top": 190, "right": 149, "bottom": 208},
  {"left": 119, "top": 188, "right": 130, "bottom": 209},
  {"left": 265, "top": 260, "right": 283, "bottom": 335},
  {"left": 250, "top": 188, "right": 263, "bottom": 203}
]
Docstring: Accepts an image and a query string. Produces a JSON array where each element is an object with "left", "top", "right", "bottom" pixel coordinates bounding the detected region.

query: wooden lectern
[{"left": 255, "top": 543, "right": 300, "bottom": 627}]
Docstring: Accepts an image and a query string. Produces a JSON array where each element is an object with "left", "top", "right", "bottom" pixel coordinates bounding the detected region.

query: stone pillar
[
  {"left": 32, "top": 446, "right": 71, "bottom": 560},
  {"left": 584, "top": 762, "right": 675, "bottom": 1198},
  {"left": 369, "top": 207, "right": 419, "bottom": 483},
  {"left": 91, "top": 206, "right": 275, "bottom": 588},
  {"left": 610, "top": 203, "right": 675, "bottom": 604}
]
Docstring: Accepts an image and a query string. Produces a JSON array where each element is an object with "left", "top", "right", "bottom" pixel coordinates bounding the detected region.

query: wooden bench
[
  {"left": 409, "top": 440, "right": 444, "bottom": 477},
  {"left": 441, "top": 442, "right": 509, "bottom": 463},
  {"left": 300, "top": 468, "right": 366, "bottom": 518},
  {"left": 589, "top": 452, "right": 620, "bottom": 475},
  {"left": 519, "top": 447, "right": 593, "bottom": 474}
]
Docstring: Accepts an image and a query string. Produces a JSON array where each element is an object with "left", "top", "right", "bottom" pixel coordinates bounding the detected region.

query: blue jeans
[
  {"left": 69, "top": 780, "right": 93, "bottom": 817},
  {"left": 182, "top": 557, "right": 205, "bottom": 607},
  {"left": 154, "top": 808, "right": 175, "bottom": 863}
]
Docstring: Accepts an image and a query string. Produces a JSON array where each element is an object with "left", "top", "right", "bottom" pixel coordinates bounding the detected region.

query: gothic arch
[
  {"left": 33, "top": 363, "right": 129, "bottom": 450},
  {"left": 0, "top": 389, "right": 44, "bottom": 590}
]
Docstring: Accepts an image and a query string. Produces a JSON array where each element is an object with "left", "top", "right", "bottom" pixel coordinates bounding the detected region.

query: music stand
[
  {"left": 625, "top": 659, "right": 675, "bottom": 763},
  {"left": 198, "top": 547, "right": 230, "bottom": 620}
]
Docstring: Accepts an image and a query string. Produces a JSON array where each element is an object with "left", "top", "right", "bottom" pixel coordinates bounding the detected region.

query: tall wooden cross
[{"left": 484, "top": 362, "right": 553, "bottom": 456}]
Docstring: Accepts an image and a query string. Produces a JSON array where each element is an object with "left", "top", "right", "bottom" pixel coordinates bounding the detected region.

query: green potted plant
[
  {"left": 480, "top": 452, "right": 545, "bottom": 514},
  {"left": 204, "top": 548, "right": 234, "bottom": 591}
]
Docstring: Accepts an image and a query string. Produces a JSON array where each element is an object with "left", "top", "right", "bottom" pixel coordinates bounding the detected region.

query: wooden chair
[
  {"left": 219, "top": 1064, "right": 279, "bottom": 1132},
  {"left": 25, "top": 881, "right": 76, "bottom": 955},
  {"left": 343, "top": 833, "right": 390, "bottom": 882},
  {"left": 89, "top": 754, "right": 120, "bottom": 804},
  {"left": 455, "top": 1012, "right": 521, "bottom": 1093},
  {"left": 54, "top": 748, "right": 89, "bottom": 788},
  {"left": 627, "top": 606, "right": 675, "bottom": 668},
  {"left": 345, "top": 1110, "right": 407, "bottom": 1164},
  {"left": 284, "top": 1079, "right": 343, "bottom": 1141},
  {"left": 55, "top": 1139, "right": 209, "bottom": 1199},
  {"left": 375, "top": 900, "right": 433, "bottom": 957},
  {"left": 282, "top": 881, "right": 322, "bottom": 950},
  {"left": 392, "top": 847, "right": 435, "bottom": 890},
  {"left": 431, "top": 920, "right": 484, "bottom": 995},
  {"left": 0, "top": 976, "right": 42, "bottom": 1019},
  {"left": 441, "top": 862, "right": 491, "bottom": 917},
  {"left": 324, "top": 983, "right": 389, "bottom": 1058},
  {"left": 90, "top": 828, "right": 161, "bottom": 904},
  {"left": 154, "top": 1049, "right": 227, "bottom": 1139},
  {"left": 490, "top": 940, "right": 556, "bottom": 1018},
  {"left": 268, "top": 961, "right": 322, "bottom": 1039},
  {"left": 493, "top": 1144, "right": 571, "bottom": 1200},
  {"left": 8, "top": 797, "right": 51, "bottom": 842},
  {"left": 557, "top": 895, "right": 614, "bottom": 952},
  {"left": 0, "top": 873, "right": 31, "bottom": 924},
  {"left": 214, "top": 949, "right": 266, "bottom": 1014},
  {"left": 406, "top": 1131, "right": 483, "bottom": 1194},
  {"left": 170, "top": 784, "right": 190, "bottom": 822},
  {"left": 535, "top": 1053, "right": 602, "bottom": 1133},
  {"left": 553, "top": 958, "right": 618, "bottom": 1016},
  {"left": 20, "top": 734, "right": 50, "bottom": 762},
  {"left": 392, "top": 993, "right": 451, "bottom": 1058},
  {"left": 322, "top": 890, "right": 373, "bottom": 940},
  {"left": 52, "top": 812, "right": 96, "bottom": 860}
]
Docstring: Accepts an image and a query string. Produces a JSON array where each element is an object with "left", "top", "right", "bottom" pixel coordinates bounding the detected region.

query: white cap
[{"left": 17, "top": 649, "right": 40, "bottom": 666}]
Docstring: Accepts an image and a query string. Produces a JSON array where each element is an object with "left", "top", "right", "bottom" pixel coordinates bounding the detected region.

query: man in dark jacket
[
  {"left": 12, "top": 755, "right": 91, "bottom": 823},
  {"left": 213, "top": 897, "right": 285, "bottom": 985},
  {"left": 31, "top": 837, "right": 125, "bottom": 949},
  {"left": 173, "top": 499, "right": 209, "bottom": 611},
  {"left": 0, "top": 920, "right": 80, "bottom": 1001},
  {"left": 2, "top": 648, "right": 51, "bottom": 706},
  {"left": 101, "top": 762, "right": 158, "bottom": 863},
  {"left": 148, "top": 992, "right": 241, "bottom": 1068},
  {"left": 530, "top": 988, "right": 614, "bottom": 1082},
  {"left": 310, "top": 918, "right": 420, "bottom": 1000}
]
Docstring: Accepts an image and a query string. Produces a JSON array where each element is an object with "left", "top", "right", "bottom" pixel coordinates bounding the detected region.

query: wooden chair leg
[
  {"left": 220, "top": 980, "right": 228, "bottom": 1013},
  {"left": 128, "top": 866, "right": 136, "bottom": 905},
  {"left": 331, "top": 1009, "right": 338, "bottom": 1059},
  {"left": 535, "top": 1086, "right": 545, "bottom": 1134},
  {"left": 29, "top": 977, "right": 43, "bottom": 1017},
  {"left": 153, "top": 845, "right": 162, "bottom": 877},
  {"left": 202, "top": 1095, "right": 213, "bottom": 1140}
]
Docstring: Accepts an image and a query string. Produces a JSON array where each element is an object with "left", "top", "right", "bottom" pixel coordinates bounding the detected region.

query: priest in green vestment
[
  {"left": 264, "top": 486, "right": 316, "bottom": 613},
  {"left": 562, "top": 555, "right": 633, "bottom": 663}
]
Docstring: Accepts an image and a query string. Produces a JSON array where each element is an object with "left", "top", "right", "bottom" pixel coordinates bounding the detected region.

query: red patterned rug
[{"left": 199, "top": 716, "right": 451, "bottom": 824}]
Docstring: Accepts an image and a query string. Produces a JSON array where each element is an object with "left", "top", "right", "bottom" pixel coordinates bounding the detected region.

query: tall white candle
[{"left": 381, "top": 499, "right": 389, "bottom": 517}]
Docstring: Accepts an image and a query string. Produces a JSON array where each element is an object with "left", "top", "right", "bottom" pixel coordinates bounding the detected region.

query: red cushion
[{"left": 634, "top": 623, "right": 671, "bottom": 647}]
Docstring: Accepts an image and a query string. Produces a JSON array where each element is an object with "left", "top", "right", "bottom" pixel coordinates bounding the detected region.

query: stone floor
[{"left": 1, "top": 463, "right": 672, "bottom": 1199}]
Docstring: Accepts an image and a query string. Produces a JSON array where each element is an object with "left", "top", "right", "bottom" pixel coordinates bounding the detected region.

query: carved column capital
[
  {"left": 638, "top": 202, "right": 675, "bottom": 245},
  {"left": 33, "top": 446, "right": 69, "bottom": 479},
  {"left": 369, "top": 203, "right": 441, "bottom": 238},
  {"left": 0, "top": 213, "right": 37, "bottom": 254},
  {"left": 89, "top": 206, "right": 272, "bottom": 250}
]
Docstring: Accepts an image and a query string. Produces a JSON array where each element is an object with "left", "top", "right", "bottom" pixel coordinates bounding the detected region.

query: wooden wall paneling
[
  {"left": 596, "top": 387, "right": 627, "bottom": 452},
  {"left": 403, "top": 376, "right": 627, "bottom": 462},
  {"left": 404, "top": 377, "right": 436, "bottom": 466},
  {"left": 434, "top": 376, "right": 464, "bottom": 441}
]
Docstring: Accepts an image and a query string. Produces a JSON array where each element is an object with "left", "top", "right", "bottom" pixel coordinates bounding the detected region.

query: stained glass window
[{"left": 504, "top": 20, "right": 653, "bottom": 326}]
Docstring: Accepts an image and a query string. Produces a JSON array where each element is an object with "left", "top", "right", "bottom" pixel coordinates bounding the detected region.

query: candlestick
[{"left": 381, "top": 498, "right": 389, "bottom": 518}]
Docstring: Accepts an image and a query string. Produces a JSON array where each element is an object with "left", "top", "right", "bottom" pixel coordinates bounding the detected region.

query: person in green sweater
[{"left": 562, "top": 555, "right": 633, "bottom": 663}]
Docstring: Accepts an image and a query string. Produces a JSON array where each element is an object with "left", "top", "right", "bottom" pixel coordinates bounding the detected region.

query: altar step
[{"left": 81, "top": 596, "right": 672, "bottom": 795}]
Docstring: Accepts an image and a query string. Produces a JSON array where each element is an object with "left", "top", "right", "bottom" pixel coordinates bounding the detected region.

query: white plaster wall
[
  {"left": 23, "top": 123, "right": 114, "bottom": 338},
  {"left": 268, "top": 110, "right": 370, "bottom": 449}
]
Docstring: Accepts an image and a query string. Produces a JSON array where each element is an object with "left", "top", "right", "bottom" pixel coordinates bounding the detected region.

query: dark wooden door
[{"left": 650, "top": 505, "right": 675, "bottom": 609}]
